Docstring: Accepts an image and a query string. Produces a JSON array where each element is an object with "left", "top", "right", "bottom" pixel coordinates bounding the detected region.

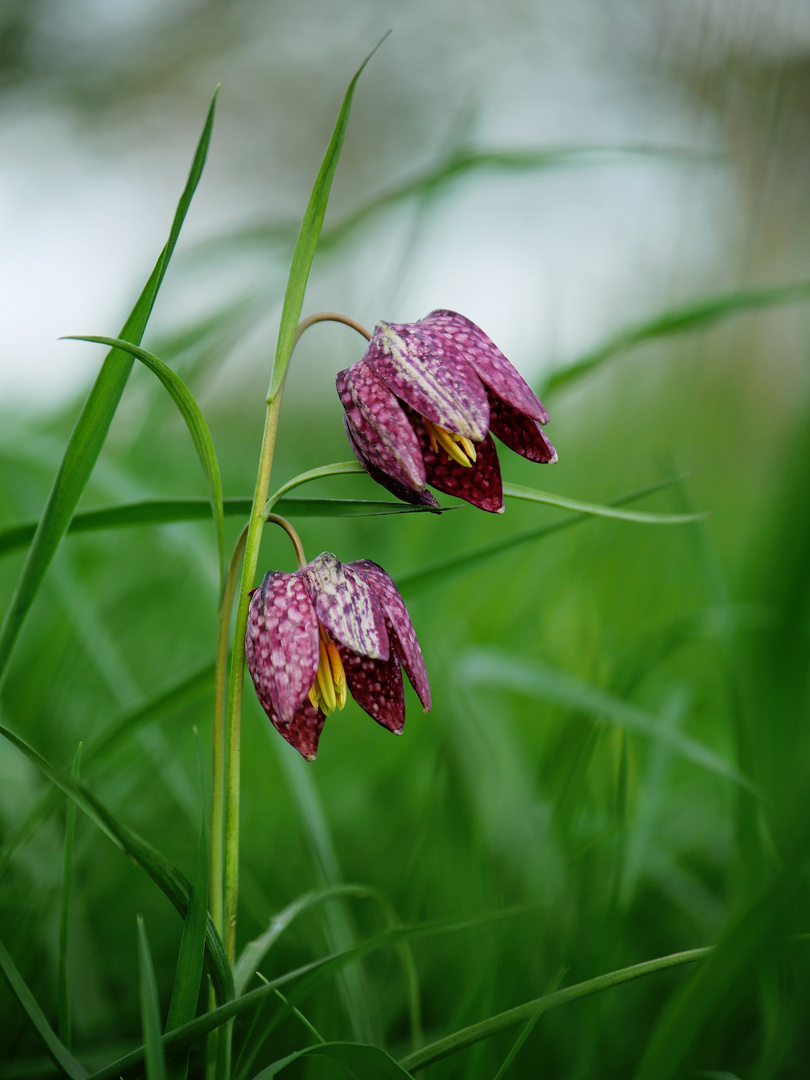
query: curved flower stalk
[
  {"left": 245, "top": 552, "right": 431, "bottom": 759},
  {"left": 337, "top": 309, "right": 556, "bottom": 512}
]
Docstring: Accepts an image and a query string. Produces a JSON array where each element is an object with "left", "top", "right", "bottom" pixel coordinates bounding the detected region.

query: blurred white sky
[{"left": 0, "top": 0, "right": 807, "bottom": 408}]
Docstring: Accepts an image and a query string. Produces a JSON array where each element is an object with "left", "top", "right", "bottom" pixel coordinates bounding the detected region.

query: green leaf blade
[
  {"left": 66, "top": 335, "right": 226, "bottom": 591},
  {"left": 267, "top": 40, "right": 387, "bottom": 400},
  {"left": 503, "top": 482, "right": 708, "bottom": 524},
  {"left": 0, "top": 88, "right": 218, "bottom": 683},
  {"left": 0, "top": 935, "right": 89, "bottom": 1080},
  {"left": 138, "top": 916, "right": 168, "bottom": 1080}
]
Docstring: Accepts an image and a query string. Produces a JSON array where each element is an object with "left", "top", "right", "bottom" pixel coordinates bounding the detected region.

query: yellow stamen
[
  {"left": 425, "top": 419, "right": 477, "bottom": 467},
  {"left": 309, "top": 623, "right": 348, "bottom": 716}
]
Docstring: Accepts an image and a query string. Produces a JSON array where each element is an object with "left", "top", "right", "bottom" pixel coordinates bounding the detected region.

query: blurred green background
[{"left": 1, "top": 2, "right": 810, "bottom": 1077}]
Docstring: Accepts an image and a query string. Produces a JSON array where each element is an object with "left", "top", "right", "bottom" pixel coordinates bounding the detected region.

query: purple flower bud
[
  {"left": 337, "top": 310, "right": 556, "bottom": 512},
  {"left": 245, "top": 553, "right": 430, "bottom": 760}
]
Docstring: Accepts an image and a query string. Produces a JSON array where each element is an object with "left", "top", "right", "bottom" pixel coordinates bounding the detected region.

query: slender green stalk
[
  {"left": 222, "top": 391, "right": 284, "bottom": 965},
  {"left": 210, "top": 526, "right": 249, "bottom": 942},
  {"left": 265, "top": 514, "right": 307, "bottom": 569},
  {"left": 291, "top": 311, "right": 370, "bottom": 348},
  {"left": 207, "top": 525, "right": 248, "bottom": 1080}
]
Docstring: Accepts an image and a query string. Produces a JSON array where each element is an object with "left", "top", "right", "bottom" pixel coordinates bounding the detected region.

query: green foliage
[{"left": 2, "top": 40, "right": 810, "bottom": 1080}]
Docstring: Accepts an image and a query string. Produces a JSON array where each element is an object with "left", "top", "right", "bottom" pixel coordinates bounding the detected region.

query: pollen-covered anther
[
  {"left": 308, "top": 623, "right": 347, "bottom": 717},
  {"left": 425, "top": 419, "right": 477, "bottom": 467}
]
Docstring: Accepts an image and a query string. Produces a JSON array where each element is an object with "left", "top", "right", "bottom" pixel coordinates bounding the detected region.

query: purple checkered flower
[
  {"left": 337, "top": 309, "right": 556, "bottom": 513},
  {"left": 245, "top": 552, "right": 431, "bottom": 760}
]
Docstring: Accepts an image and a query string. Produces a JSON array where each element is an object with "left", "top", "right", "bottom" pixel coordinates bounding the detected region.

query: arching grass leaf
[
  {"left": 457, "top": 648, "right": 755, "bottom": 790},
  {"left": 398, "top": 947, "right": 711, "bottom": 1073},
  {"left": 543, "top": 279, "right": 810, "bottom": 396},
  {"left": 65, "top": 336, "right": 225, "bottom": 594},
  {"left": 503, "top": 482, "right": 707, "bottom": 524},
  {"left": 0, "top": 721, "right": 234, "bottom": 1005},
  {"left": 397, "top": 476, "right": 687, "bottom": 594},
  {"left": 0, "top": 934, "right": 90, "bottom": 1080},
  {"left": 252, "top": 1041, "right": 413, "bottom": 1079},
  {"left": 0, "top": 88, "right": 218, "bottom": 682}
]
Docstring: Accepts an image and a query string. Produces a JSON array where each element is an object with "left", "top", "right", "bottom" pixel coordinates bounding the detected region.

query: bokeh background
[{"left": 1, "top": 1, "right": 810, "bottom": 1077}]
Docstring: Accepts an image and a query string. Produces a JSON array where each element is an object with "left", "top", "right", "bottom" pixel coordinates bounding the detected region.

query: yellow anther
[
  {"left": 425, "top": 419, "right": 477, "bottom": 467},
  {"left": 326, "top": 639, "right": 348, "bottom": 709},
  {"left": 316, "top": 637, "right": 337, "bottom": 713},
  {"left": 309, "top": 623, "right": 348, "bottom": 716}
]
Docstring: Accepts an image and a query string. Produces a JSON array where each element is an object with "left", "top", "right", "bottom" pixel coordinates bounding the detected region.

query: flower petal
[
  {"left": 363, "top": 320, "right": 490, "bottom": 441},
  {"left": 344, "top": 416, "right": 442, "bottom": 507},
  {"left": 419, "top": 310, "right": 549, "bottom": 423},
  {"left": 337, "top": 362, "right": 427, "bottom": 493},
  {"left": 338, "top": 644, "right": 406, "bottom": 734},
  {"left": 348, "top": 559, "right": 431, "bottom": 710},
  {"left": 300, "top": 552, "right": 389, "bottom": 661},
  {"left": 406, "top": 408, "right": 504, "bottom": 512},
  {"left": 257, "top": 690, "right": 325, "bottom": 761},
  {"left": 246, "top": 572, "right": 319, "bottom": 724},
  {"left": 488, "top": 393, "right": 558, "bottom": 464}
]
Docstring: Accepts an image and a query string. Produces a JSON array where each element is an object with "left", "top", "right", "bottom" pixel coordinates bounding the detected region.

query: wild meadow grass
[{"left": 1, "top": 44, "right": 809, "bottom": 1080}]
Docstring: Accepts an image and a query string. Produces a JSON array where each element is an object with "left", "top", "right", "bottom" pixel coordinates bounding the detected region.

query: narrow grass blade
[
  {"left": 86, "top": 908, "right": 530, "bottom": 1080},
  {"left": 0, "top": 88, "right": 218, "bottom": 683},
  {"left": 58, "top": 744, "right": 82, "bottom": 1050},
  {"left": 397, "top": 475, "right": 687, "bottom": 594},
  {"left": 0, "top": 935, "right": 90, "bottom": 1080},
  {"left": 138, "top": 917, "right": 168, "bottom": 1080},
  {"left": 503, "top": 482, "right": 707, "bottom": 525},
  {"left": 0, "top": 722, "right": 234, "bottom": 1005},
  {"left": 0, "top": 497, "right": 447, "bottom": 557},
  {"left": 252, "top": 1041, "right": 413, "bottom": 1079},
  {"left": 67, "top": 336, "right": 225, "bottom": 593},
  {"left": 0, "top": 662, "right": 214, "bottom": 881},
  {"left": 397, "top": 948, "right": 711, "bottom": 1073},
  {"left": 200, "top": 143, "right": 713, "bottom": 259},
  {"left": 491, "top": 969, "right": 565, "bottom": 1080},
  {"left": 267, "top": 38, "right": 388, "bottom": 400},
  {"left": 543, "top": 279, "right": 810, "bottom": 395},
  {"left": 235, "top": 884, "right": 373, "bottom": 996},
  {"left": 165, "top": 808, "right": 209, "bottom": 1080},
  {"left": 458, "top": 648, "right": 755, "bottom": 790}
]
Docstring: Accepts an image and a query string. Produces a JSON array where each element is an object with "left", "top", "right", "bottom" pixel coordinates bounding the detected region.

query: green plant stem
[
  {"left": 291, "top": 310, "right": 371, "bottom": 348},
  {"left": 265, "top": 514, "right": 308, "bottom": 569},
  {"left": 222, "top": 392, "right": 284, "bottom": 966},
  {"left": 207, "top": 524, "right": 249, "bottom": 1080}
]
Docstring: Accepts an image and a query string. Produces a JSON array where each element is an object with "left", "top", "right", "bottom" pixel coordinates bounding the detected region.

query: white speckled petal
[
  {"left": 363, "top": 320, "right": 490, "bottom": 441},
  {"left": 245, "top": 572, "right": 320, "bottom": 725},
  {"left": 348, "top": 559, "right": 431, "bottom": 710},
  {"left": 336, "top": 361, "right": 426, "bottom": 492},
  {"left": 337, "top": 644, "right": 405, "bottom": 734},
  {"left": 300, "top": 552, "right": 389, "bottom": 661},
  {"left": 419, "top": 310, "right": 549, "bottom": 424}
]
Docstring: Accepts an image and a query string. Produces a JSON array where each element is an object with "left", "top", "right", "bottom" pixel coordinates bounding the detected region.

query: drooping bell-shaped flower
[
  {"left": 337, "top": 309, "right": 556, "bottom": 513},
  {"left": 245, "top": 552, "right": 431, "bottom": 760}
]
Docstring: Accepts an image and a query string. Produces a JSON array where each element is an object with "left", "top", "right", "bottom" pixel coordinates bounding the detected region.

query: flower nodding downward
[
  {"left": 337, "top": 309, "right": 556, "bottom": 513},
  {"left": 246, "top": 553, "right": 430, "bottom": 760}
]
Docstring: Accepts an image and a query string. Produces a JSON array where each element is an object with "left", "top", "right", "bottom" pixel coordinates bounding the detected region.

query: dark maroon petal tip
[
  {"left": 338, "top": 644, "right": 406, "bottom": 734},
  {"left": 258, "top": 691, "right": 325, "bottom": 761},
  {"left": 348, "top": 559, "right": 431, "bottom": 711},
  {"left": 411, "top": 413, "right": 504, "bottom": 513},
  {"left": 488, "top": 393, "right": 558, "bottom": 464}
]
